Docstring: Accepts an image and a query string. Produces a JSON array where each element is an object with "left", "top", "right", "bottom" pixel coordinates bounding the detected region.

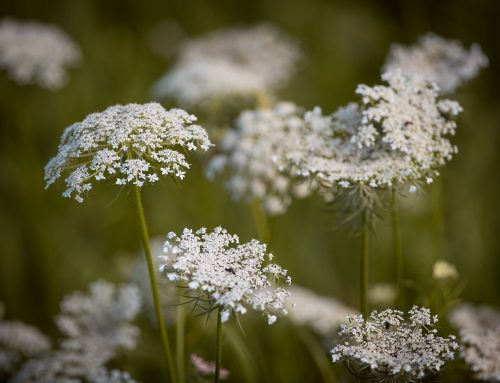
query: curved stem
[
  {"left": 133, "top": 185, "right": 176, "bottom": 383},
  {"left": 360, "top": 210, "right": 369, "bottom": 318},
  {"left": 176, "top": 302, "right": 185, "bottom": 383},
  {"left": 214, "top": 308, "right": 223, "bottom": 383},
  {"left": 391, "top": 188, "right": 405, "bottom": 310}
]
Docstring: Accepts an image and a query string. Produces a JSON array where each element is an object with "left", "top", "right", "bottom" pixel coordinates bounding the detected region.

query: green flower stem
[
  {"left": 391, "top": 188, "right": 405, "bottom": 310},
  {"left": 133, "top": 185, "right": 176, "bottom": 383},
  {"left": 251, "top": 199, "right": 271, "bottom": 244},
  {"left": 297, "top": 327, "right": 338, "bottom": 383},
  {"left": 176, "top": 302, "right": 185, "bottom": 383},
  {"left": 360, "top": 210, "right": 369, "bottom": 318},
  {"left": 214, "top": 308, "right": 223, "bottom": 383}
]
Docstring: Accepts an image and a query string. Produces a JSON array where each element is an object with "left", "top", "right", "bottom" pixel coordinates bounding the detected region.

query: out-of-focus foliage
[{"left": 0, "top": 0, "right": 499, "bottom": 382}]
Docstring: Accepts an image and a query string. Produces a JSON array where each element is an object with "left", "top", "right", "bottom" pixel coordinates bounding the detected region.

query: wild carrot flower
[
  {"left": 368, "top": 283, "right": 397, "bottom": 307},
  {"left": 12, "top": 280, "right": 141, "bottom": 383},
  {"left": 159, "top": 226, "right": 291, "bottom": 324},
  {"left": 449, "top": 304, "right": 500, "bottom": 381},
  {"left": 206, "top": 102, "right": 316, "bottom": 215},
  {"left": 0, "top": 303, "right": 51, "bottom": 379},
  {"left": 0, "top": 18, "right": 81, "bottom": 89},
  {"left": 384, "top": 33, "right": 488, "bottom": 93},
  {"left": 44, "top": 102, "right": 212, "bottom": 202},
  {"left": 152, "top": 24, "right": 300, "bottom": 106},
  {"left": 282, "top": 71, "right": 462, "bottom": 195},
  {"left": 433, "top": 260, "right": 459, "bottom": 281},
  {"left": 286, "top": 286, "right": 357, "bottom": 337},
  {"left": 331, "top": 306, "right": 459, "bottom": 381}
]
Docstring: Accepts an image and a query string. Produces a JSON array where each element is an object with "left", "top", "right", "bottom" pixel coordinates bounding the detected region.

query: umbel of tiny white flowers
[
  {"left": 449, "top": 304, "right": 500, "bottom": 381},
  {"left": 152, "top": 23, "right": 301, "bottom": 109},
  {"left": 44, "top": 102, "right": 212, "bottom": 202},
  {"left": 159, "top": 226, "right": 291, "bottom": 325},
  {"left": 11, "top": 280, "right": 142, "bottom": 383},
  {"left": 0, "top": 18, "right": 81, "bottom": 90},
  {"left": 206, "top": 102, "right": 317, "bottom": 216},
  {"left": 331, "top": 306, "right": 459, "bottom": 382},
  {"left": 384, "top": 33, "right": 488, "bottom": 94}
]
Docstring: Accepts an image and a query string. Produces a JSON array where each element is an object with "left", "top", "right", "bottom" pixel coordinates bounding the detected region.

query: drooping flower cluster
[
  {"left": 44, "top": 102, "right": 212, "bottom": 202},
  {"left": 152, "top": 24, "right": 301, "bottom": 106},
  {"left": 331, "top": 307, "right": 459, "bottom": 381},
  {"left": 280, "top": 71, "right": 462, "bottom": 195},
  {"left": 449, "top": 304, "right": 500, "bottom": 381},
  {"left": 286, "top": 286, "right": 357, "bottom": 337},
  {"left": 0, "top": 303, "right": 51, "bottom": 379},
  {"left": 12, "top": 280, "right": 142, "bottom": 383},
  {"left": 384, "top": 33, "right": 488, "bottom": 93},
  {"left": 206, "top": 102, "right": 316, "bottom": 215},
  {"left": 0, "top": 18, "right": 81, "bottom": 89},
  {"left": 159, "top": 227, "right": 291, "bottom": 324}
]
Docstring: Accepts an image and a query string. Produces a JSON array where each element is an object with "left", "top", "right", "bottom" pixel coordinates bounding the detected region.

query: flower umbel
[
  {"left": 384, "top": 33, "right": 488, "bottom": 93},
  {"left": 44, "top": 102, "right": 212, "bottom": 202},
  {"left": 0, "top": 18, "right": 81, "bottom": 89},
  {"left": 449, "top": 304, "right": 500, "bottom": 381},
  {"left": 206, "top": 102, "right": 316, "bottom": 215},
  {"left": 159, "top": 227, "right": 291, "bottom": 324},
  {"left": 331, "top": 306, "right": 459, "bottom": 381}
]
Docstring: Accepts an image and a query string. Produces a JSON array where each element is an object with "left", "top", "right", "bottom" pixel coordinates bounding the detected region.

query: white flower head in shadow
[
  {"left": 331, "top": 306, "right": 459, "bottom": 382},
  {"left": 449, "top": 304, "right": 500, "bottom": 381},
  {"left": 384, "top": 33, "right": 488, "bottom": 94},
  {"left": 159, "top": 227, "right": 291, "bottom": 324},
  {"left": 152, "top": 23, "right": 301, "bottom": 106},
  {"left": 11, "top": 280, "right": 142, "bottom": 383},
  {"left": 206, "top": 102, "right": 317, "bottom": 216},
  {"left": 44, "top": 102, "right": 212, "bottom": 202},
  {"left": 0, "top": 18, "right": 81, "bottom": 89},
  {"left": 0, "top": 303, "right": 51, "bottom": 379}
]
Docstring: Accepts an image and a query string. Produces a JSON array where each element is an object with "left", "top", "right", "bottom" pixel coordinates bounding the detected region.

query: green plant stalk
[
  {"left": 214, "top": 308, "right": 223, "bottom": 383},
  {"left": 251, "top": 199, "right": 271, "bottom": 244},
  {"left": 133, "top": 185, "right": 177, "bottom": 383},
  {"left": 391, "top": 188, "right": 405, "bottom": 310},
  {"left": 176, "top": 302, "right": 185, "bottom": 383},
  {"left": 297, "top": 327, "right": 338, "bottom": 383},
  {"left": 360, "top": 210, "right": 369, "bottom": 318}
]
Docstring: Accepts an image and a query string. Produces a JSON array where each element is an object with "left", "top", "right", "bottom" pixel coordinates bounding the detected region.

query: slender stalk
[
  {"left": 251, "top": 199, "right": 271, "bottom": 244},
  {"left": 297, "top": 328, "right": 338, "bottom": 383},
  {"left": 360, "top": 210, "right": 369, "bottom": 318},
  {"left": 391, "top": 188, "right": 405, "bottom": 310},
  {"left": 176, "top": 302, "right": 185, "bottom": 383},
  {"left": 431, "top": 180, "right": 443, "bottom": 261},
  {"left": 133, "top": 185, "right": 176, "bottom": 383},
  {"left": 214, "top": 308, "right": 223, "bottom": 383}
]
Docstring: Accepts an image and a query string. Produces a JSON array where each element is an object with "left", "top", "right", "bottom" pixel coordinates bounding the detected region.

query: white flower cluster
[
  {"left": 0, "top": 18, "right": 81, "bottom": 89},
  {"left": 449, "top": 304, "right": 500, "bottom": 381},
  {"left": 384, "top": 33, "right": 488, "bottom": 93},
  {"left": 190, "top": 353, "right": 230, "bottom": 380},
  {"left": 206, "top": 102, "right": 316, "bottom": 215},
  {"left": 0, "top": 303, "right": 51, "bottom": 378},
  {"left": 281, "top": 71, "right": 462, "bottom": 194},
  {"left": 152, "top": 24, "right": 300, "bottom": 106},
  {"left": 159, "top": 227, "right": 291, "bottom": 324},
  {"left": 433, "top": 260, "right": 459, "bottom": 281},
  {"left": 331, "top": 307, "right": 459, "bottom": 380},
  {"left": 286, "top": 286, "right": 357, "bottom": 337},
  {"left": 44, "top": 102, "right": 212, "bottom": 202},
  {"left": 368, "top": 283, "right": 397, "bottom": 307},
  {"left": 12, "top": 281, "right": 142, "bottom": 383}
]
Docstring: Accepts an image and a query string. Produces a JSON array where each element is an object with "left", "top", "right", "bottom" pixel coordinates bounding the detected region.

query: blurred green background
[{"left": 0, "top": 0, "right": 499, "bottom": 381}]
